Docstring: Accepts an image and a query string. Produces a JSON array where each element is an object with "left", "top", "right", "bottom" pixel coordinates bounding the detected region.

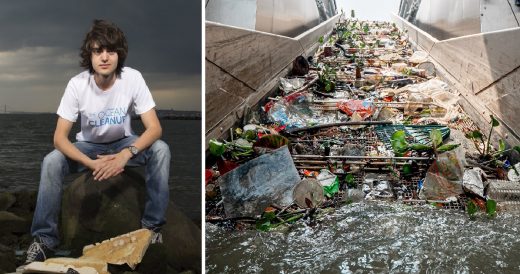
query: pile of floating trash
[{"left": 205, "top": 18, "right": 520, "bottom": 231}]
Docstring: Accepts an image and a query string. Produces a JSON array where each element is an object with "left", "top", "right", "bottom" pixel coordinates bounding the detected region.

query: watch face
[{"left": 129, "top": 146, "right": 138, "bottom": 155}]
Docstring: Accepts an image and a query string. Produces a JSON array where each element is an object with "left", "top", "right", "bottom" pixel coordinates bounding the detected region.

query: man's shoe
[
  {"left": 150, "top": 231, "right": 163, "bottom": 244},
  {"left": 24, "top": 237, "right": 53, "bottom": 264},
  {"left": 516, "top": 0, "right": 520, "bottom": 6}
]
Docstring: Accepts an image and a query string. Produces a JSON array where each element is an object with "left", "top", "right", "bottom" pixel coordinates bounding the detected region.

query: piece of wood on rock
[
  {"left": 82, "top": 228, "right": 152, "bottom": 269},
  {"left": 23, "top": 229, "right": 152, "bottom": 274},
  {"left": 23, "top": 260, "right": 102, "bottom": 274}
]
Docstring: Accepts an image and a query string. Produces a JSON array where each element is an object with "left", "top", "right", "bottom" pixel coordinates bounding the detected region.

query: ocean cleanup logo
[{"left": 87, "top": 107, "right": 127, "bottom": 127}]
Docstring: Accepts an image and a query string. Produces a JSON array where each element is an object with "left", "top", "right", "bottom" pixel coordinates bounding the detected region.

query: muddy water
[{"left": 206, "top": 202, "right": 520, "bottom": 273}]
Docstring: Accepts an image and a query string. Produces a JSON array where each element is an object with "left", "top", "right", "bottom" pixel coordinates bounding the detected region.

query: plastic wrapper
[
  {"left": 508, "top": 163, "right": 520, "bottom": 181},
  {"left": 462, "top": 168, "right": 487, "bottom": 198},
  {"left": 267, "top": 93, "right": 313, "bottom": 129},
  {"left": 401, "top": 78, "right": 459, "bottom": 121},
  {"left": 363, "top": 173, "right": 394, "bottom": 200},
  {"left": 391, "top": 62, "right": 407, "bottom": 73},
  {"left": 317, "top": 169, "right": 339, "bottom": 198},
  {"left": 337, "top": 99, "right": 375, "bottom": 119}
]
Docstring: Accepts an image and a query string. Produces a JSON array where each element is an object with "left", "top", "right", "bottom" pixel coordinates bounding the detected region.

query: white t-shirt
[{"left": 57, "top": 67, "right": 156, "bottom": 143}]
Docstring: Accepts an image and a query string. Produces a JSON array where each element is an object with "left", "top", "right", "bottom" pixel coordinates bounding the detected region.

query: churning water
[{"left": 206, "top": 202, "right": 520, "bottom": 273}]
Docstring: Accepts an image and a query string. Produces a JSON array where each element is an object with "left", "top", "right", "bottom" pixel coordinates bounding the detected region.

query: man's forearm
[
  {"left": 119, "top": 108, "right": 163, "bottom": 157},
  {"left": 54, "top": 136, "right": 92, "bottom": 167},
  {"left": 126, "top": 126, "right": 162, "bottom": 154}
]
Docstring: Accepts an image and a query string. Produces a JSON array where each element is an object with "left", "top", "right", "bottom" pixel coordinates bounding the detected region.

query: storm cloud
[{"left": 0, "top": 0, "right": 201, "bottom": 112}]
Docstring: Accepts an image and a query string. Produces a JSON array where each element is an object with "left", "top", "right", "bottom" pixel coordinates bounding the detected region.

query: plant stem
[
  {"left": 485, "top": 125, "right": 494, "bottom": 156},
  {"left": 272, "top": 213, "right": 304, "bottom": 227}
]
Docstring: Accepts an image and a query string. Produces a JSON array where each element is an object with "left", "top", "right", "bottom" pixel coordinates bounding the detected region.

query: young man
[{"left": 25, "top": 19, "right": 170, "bottom": 263}]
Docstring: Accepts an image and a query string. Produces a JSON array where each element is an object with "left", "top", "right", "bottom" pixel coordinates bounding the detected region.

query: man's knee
[
  {"left": 150, "top": 140, "right": 171, "bottom": 160},
  {"left": 42, "top": 149, "right": 66, "bottom": 170}
]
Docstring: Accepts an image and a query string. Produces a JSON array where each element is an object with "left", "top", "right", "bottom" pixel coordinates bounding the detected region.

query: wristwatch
[{"left": 127, "top": 146, "right": 139, "bottom": 158}]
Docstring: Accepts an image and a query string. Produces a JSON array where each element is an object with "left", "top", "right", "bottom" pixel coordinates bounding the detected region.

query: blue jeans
[{"left": 30, "top": 136, "right": 171, "bottom": 249}]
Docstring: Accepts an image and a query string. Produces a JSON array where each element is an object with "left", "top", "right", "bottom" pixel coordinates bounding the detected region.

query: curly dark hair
[{"left": 80, "top": 19, "right": 128, "bottom": 76}]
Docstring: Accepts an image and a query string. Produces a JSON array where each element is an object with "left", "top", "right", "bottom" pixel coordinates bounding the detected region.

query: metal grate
[{"left": 374, "top": 124, "right": 450, "bottom": 151}]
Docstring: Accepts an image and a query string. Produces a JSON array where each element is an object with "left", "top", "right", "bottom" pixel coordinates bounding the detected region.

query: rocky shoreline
[
  {"left": 0, "top": 190, "right": 36, "bottom": 272},
  {"left": 0, "top": 170, "right": 201, "bottom": 274}
]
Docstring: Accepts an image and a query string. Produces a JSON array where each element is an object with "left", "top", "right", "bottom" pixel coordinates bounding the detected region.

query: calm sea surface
[{"left": 0, "top": 113, "right": 201, "bottom": 224}]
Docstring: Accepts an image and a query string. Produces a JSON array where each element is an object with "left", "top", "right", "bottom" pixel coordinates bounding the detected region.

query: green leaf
[
  {"left": 486, "top": 199, "right": 497, "bottom": 218},
  {"left": 243, "top": 130, "right": 257, "bottom": 142},
  {"left": 498, "top": 140, "right": 506, "bottom": 153},
  {"left": 513, "top": 146, "right": 520, "bottom": 154},
  {"left": 256, "top": 219, "right": 271, "bottom": 231},
  {"left": 467, "top": 201, "right": 478, "bottom": 218},
  {"left": 363, "top": 24, "right": 369, "bottom": 34},
  {"left": 391, "top": 130, "right": 409, "bottom": 154},
  {"left": 437, "top": 144, "right": 460, "bottom": 153},
  {"left": 255, "top": 210, "right": 277, "bottom": 231},
  {"left": 430, "top": 129, "right": 443, "bottom": 147},
  {"left": 490, "top": 115, "right": 500, "bottom": 127},
  {"left": 410, "top": 143, "right": 432, "bottom": 151},
  {"left": 318, "top": 36, "right": 324, "bottom": 44},
  {"left": 263, "top": 211, "right": 276, "bottom": 221},
  {"left": 402, "top": 164, "right": 412, "bottom": 176},
  {"left": 325, "top": 82, "right": 331, "bottom": 92},
  {"left": 209, "top": 139, "right": 226, "bottom": 157},
  {"left": 345, "top": 173, "right": 355, "bottom": 188},
  {"left": 465, "top": 130, "right": 483, "bottom": 140}
]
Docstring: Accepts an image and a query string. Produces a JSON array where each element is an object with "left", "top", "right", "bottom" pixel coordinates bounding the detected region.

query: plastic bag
[
  {"left": 419, "top": 147, "right": 466, "bottom": 200},
  {"left": 337, "top": 99, "right": 375, "bottom": 119},
  {"left": 267, "top": 93, "right": 312, "bottom": 129},
  {"left": 279, "top": 77, "right": 305, "bottom": 94},
  {"left": 408, "top": 50, "right": 429, "bottom": 64}
]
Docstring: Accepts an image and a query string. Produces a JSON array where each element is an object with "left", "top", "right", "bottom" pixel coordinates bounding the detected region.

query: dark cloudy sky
[{"left": 0, "top": 0, "right": 201, "bottom": 112}]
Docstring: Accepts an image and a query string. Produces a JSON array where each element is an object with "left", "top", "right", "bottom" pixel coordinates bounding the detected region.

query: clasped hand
[{"left": 89, "top": 152, "right": 130, "bottom": 181}]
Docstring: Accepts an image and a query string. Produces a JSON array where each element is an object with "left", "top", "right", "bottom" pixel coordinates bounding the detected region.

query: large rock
[
  {"left": 61, "top": 169, "right": 201, "bottom": 273},
  {"left": 0, "top": 192, "right": 16, "bottom": 211},
  {"left": 12, "top": 190, "right": 37, "bottom": 212},
  {"left": 0, "top": 210, "right": 30, "bottom": 234}
]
